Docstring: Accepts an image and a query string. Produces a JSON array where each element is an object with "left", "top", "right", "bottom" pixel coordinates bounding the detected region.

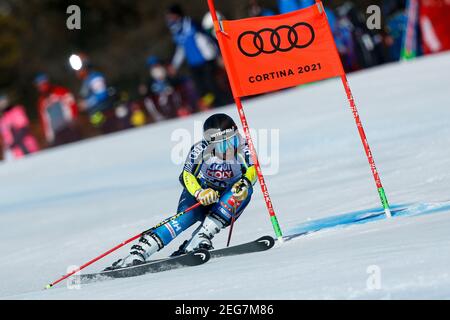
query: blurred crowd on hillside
[{"left": 0, "top": 0, "right": 449, "bottom": 161}]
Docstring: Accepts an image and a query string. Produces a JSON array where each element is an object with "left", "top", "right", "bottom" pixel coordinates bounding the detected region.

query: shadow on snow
[{"left": 284, "top": 201, "right": 450, "bottom": 242}]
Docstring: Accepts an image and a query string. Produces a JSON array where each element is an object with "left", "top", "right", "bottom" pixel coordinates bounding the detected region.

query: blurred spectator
[
  {"left": 2, "top": 0, "right": 441, "bottom": 152},
  {"left": 278, "top": 0, "right": 300, "bottom": 13},
  {"left": 0, "top": 94, "right": 40, "bottom": 161},
  {"left": 248, "top": 0, "right": 276, "bottom": 17},
  {"left": 165, "top": 4, "right": 226, "bottom": 110},
  {"left": 334, "top": 12, "right": 359, "bottom": 72},
  {"left": 384, "top": 1, "right": 408, "bottom": 61},
  {"left": 202, "top": 11, "right": 225, "bottom": 39},
  {"left": 139, "top": 59, "right": 165, "bottom": 122},
  {"left": 201, "top": 12, "right": 234, "bottom": 105},
  {"left": 128, "top": 103, "right": 148, "bottom": 128},
  {"left": 325, "top": 6, "right": 338, "bottom": 33},
  {"left": 336, "top": 2, "right": 387, "bottom": 71},
  {"left": 277, "top": 0, "right": 315, "bottom": 14},
  {"left": 72, "top": 53, "right": 118, "bottom": 134},
  {"left": 139, "top": 55, "right": 193, "bottom": 121},
  {"left": 113, "top": 91, "right": 148, "bottom": 130},
  {"left": 298, "top": 0, "right": 315, "bottom": 9},
  {"left": 34, "top": 73, "right": 81, "bottom": 147}
]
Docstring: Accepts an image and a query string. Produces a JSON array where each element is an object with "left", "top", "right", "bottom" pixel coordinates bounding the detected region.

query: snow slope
[{"left": 1, "top": 52, "right": 449, "bottom": 299}]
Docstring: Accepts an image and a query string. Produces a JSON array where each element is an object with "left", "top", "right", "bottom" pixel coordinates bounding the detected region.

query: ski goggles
[{"left": 213, "top": 134, "right": 240, "bottom": 154}]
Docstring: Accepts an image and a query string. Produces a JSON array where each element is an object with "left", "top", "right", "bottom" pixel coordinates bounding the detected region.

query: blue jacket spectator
[
  {"left": 386, "top": 11, "right": 408, "bottom": 61},
  {"left": 299, "top": 0, "right": 315, "bottom": 9},
  {"left": 79, "top": 71, "right": 110, "bottom": 114},
  {"left": 325, "top": 7, "right": 338, "bottom": 34},
  {"left": 72, "top": 53, "right": 118, "bottom": 133},
  {"left": 166, "top": 4, "right": 227, "bottom": 108},
  {"left": 166, "top": 6, "right": 218, "bottom": 70},
  {"left": 278, "top": 0, "right": 315, "bottom": 14}
]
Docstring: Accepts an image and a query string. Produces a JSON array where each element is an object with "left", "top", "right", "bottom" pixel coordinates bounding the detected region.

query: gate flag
[
  {"left": 208, "top": 0, "right": 392, "bottom": 241},
  {"left": 216, "top": 4, "right": 344, "bottom": 98}
]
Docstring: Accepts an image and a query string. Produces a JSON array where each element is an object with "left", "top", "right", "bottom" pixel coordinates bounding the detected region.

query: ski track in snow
[{"left": 0, "top": 53, "right": 450, "bottom": 299}]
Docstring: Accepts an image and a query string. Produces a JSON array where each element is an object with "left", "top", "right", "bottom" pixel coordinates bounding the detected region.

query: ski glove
[
  {"left": 231, "top": 178, "right": 251, "bottom": 202},
  {"left": 195, "top": 188, "right": 220, "bottom": 206}
]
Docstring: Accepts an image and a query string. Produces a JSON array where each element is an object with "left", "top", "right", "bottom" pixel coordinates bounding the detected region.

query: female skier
[{"left": 108, "top": 113, "right": 257, "bottom": 269}]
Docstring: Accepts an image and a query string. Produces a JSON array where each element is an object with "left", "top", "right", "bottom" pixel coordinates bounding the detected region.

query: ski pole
[
  {"left": 45, "top": 202, "right": 201, "bottom": 289},
  {"left": 226, "top": 215, "right": 236, "bottom": 247},
  {"left": 226, "top": 199, "right": 238, "bottom": 247}
]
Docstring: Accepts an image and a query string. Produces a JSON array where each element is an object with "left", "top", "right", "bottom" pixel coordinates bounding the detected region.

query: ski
[
  {"left": 79, "top": 249, "right": 210, "bottom": 282},
  {"left": 77, "top": 236, "right": 274, "bottom": 284},
  {"left": 210, "top": 235, "right": 275, "bottom": 259}
]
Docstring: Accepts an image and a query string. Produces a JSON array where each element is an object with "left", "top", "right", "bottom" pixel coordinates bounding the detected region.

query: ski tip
[
  {"left": 256, "top": 236, "right": 276, "bottom": 249},
  {"left": 193, "top": 249, "right": 211, "bottom": 263},
  {"left": 45, "top": 284, "right": 52, "bottom": 290}
]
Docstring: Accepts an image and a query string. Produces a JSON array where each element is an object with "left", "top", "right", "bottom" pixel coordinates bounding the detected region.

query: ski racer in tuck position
[{"left": 108, "top": 113, "right": 257, "bottom": 269}]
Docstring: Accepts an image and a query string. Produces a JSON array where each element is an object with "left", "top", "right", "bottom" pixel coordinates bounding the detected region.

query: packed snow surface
[{"left": 1, "top": 52, "right": 449, "bottom": 299}]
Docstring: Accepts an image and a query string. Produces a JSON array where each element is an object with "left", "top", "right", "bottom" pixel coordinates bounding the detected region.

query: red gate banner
[{"left": 216, "top": 4, "right": 344, "bottom": 98}]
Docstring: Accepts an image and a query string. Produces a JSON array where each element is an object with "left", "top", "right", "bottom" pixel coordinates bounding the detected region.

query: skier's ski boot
[
  {"left": 103, "top": 256, "right": 143, "bottom": 272},
  {"left": 171, "top": 240, "right": 190, "bottom": 257},
  {"left": 171, "top": 236, "right": 214, "bottom": 257},
  {"left": 171, "top": 215, "right": 222, "bottom": 257},
  {"left": 104, "top": 232, "right": 162, "bottom": 271}
]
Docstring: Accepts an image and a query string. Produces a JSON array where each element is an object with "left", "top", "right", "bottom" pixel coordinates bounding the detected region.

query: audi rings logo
[{"left": 237, "top": 22, "right": 315, "bottom": 57}]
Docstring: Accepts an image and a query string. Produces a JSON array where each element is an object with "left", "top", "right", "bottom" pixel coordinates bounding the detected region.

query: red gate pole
[
  {"left": 207, "top": 0, "right": 284, "bottom": 242},
  {"left": 315, "top": 0, "right": 392, "bottom": 218},
  {"left": 340, "top": 75, "right": 392, "bottom": 218},
  {"left": 235, "top": 98, "right": 284, "bottom": 241}
]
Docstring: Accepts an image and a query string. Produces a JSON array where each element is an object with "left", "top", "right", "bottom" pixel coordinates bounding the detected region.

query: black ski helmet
[{"left": 203, "top": 113, "right": 238, "bottom": 143}]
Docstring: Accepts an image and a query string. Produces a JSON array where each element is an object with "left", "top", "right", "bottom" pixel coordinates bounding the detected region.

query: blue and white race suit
[{"left": 149, "top": 134, "right": 257, "bottom": 248}]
